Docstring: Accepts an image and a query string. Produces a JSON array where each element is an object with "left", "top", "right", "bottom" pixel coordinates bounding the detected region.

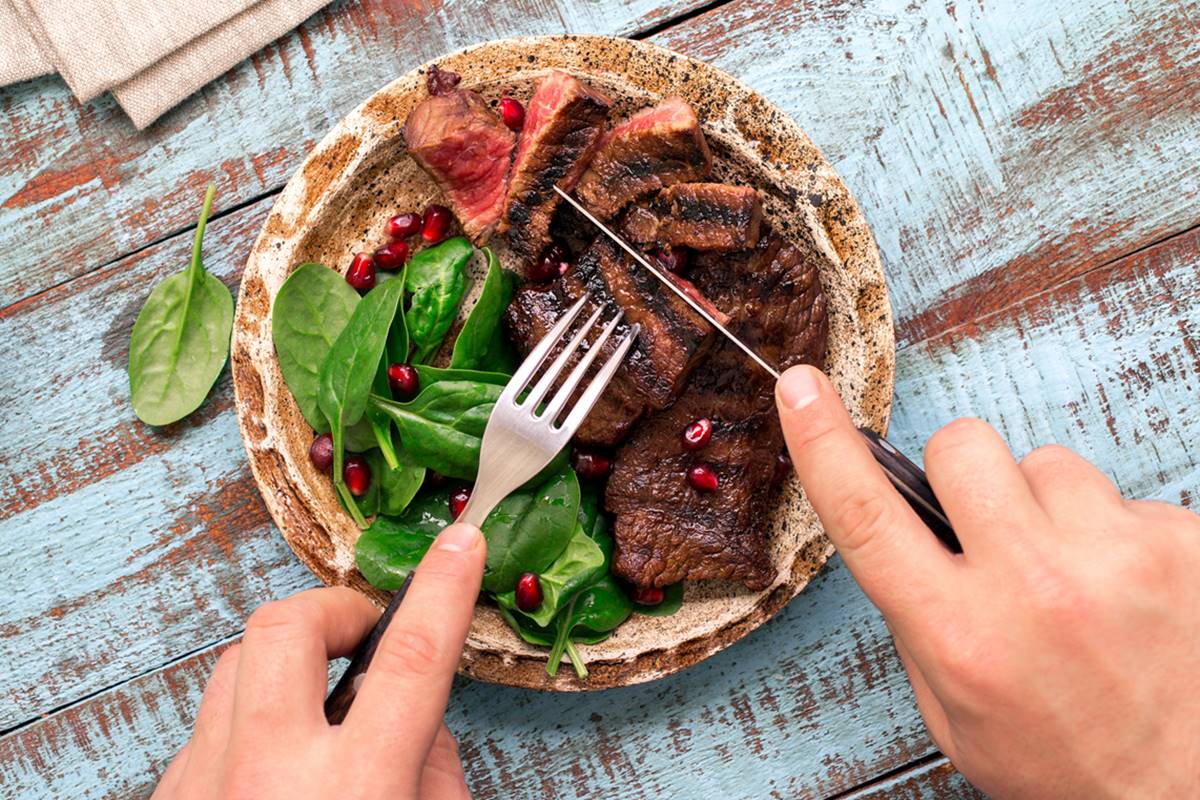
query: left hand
[{"left": 150, "top": 522, "right": 485, "bottom": 800}]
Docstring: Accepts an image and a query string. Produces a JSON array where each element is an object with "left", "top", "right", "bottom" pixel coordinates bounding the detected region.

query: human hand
[
  {"left": 151, "top": 523, "right": 485, "bottom": 800},
  {"left": 775, "top": 365, "right": 1200, "bottom": 799}
]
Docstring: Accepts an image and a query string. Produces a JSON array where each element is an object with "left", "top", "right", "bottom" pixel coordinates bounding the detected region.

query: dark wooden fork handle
[
  {"left": 858, "top": 427, "right": 962, "bottom": 553},
  {"left": 324, "top": 573, "right": 414, "bottom": 724}
]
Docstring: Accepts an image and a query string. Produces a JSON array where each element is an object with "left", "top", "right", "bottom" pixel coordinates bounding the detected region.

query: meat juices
[
  {"left": 621, "top": 183, "right": 763, "bottom": 252},
  {"left": 607, "top": 229, "right": 829, "bottom": 591},
  {"left": 403, "top": 68, "right": 515, "bottom": 245},
  {"left": 500, "top": 70, "right": 612, "bottom": 262},
  {"left": 575, "top": 97, "right": 713, "bottom": 220}
]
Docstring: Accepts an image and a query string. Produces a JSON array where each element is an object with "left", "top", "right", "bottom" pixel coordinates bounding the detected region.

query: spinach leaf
[
  {"left": 271, "top": 262, "right": 360, "bottom": 431},
  {"left": 546, "top": 576, "right": 634, "bottom": 679},
  {"left": 496, "top": 524, "right": 605, "bottom": 626},
  {"left": 414, "top": 364, "right": 511, "bottom": 387},
  {"left": 128, "top": 185, "right": 234, "bottom": 426},
  {"left": 318, "top": 278, "right": 405, "bottom": 528},
  {"left": 386, "top": 281, "right": 410, "bottom": 364},
  {"left": 405, "top": 237, "right": 473, "bottom": 363},
  {"left": 354, "top": 490, "right": 449, "bottom": 589},
  {"left": 496, "top": 603, "right": 555, "bottom": 647},
  {"left": 368, "top": 358, "right": 400, "bottom": 469},
  {"left": 450, "top": 248, "right": 516, "bottom": 373},
  {"left": 367, "top": 380, "right": 502, "bottom": 480},
  {"left": 343, "top": 417, "right": 379, "bottom": 452},
  {"left": 482, "top": 463, "right": 580, "bottom": 593},
  {"left": 377, "top": 453, "right": 425, "bottom": 517},
  {"left": 635, "top": 582, "right": 684, "bottom": 616}
]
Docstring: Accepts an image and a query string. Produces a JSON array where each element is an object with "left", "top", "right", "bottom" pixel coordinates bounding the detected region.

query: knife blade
[{"left": 553, "top": 185, "right": 961, "bottom": 553}]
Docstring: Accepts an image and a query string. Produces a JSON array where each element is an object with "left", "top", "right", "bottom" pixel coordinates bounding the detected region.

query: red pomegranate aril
[
  {"left": 344, "top": 455, "right": 372, "bottom": 496},
  {"left": 681, "top": 417, "right": 713, "bottom": 450},
  {"left": 571, "top": 448, "right": 612, "bottom": 480},
  {"left": 515, "top": 572, "right": 543, "bottom": 612},
  {"left": 529, "top": 241, "right": 571, "bottom": 282},
  {"left": 374, "top": 240, "right": 409, "bottom": 271},
  {"left": 687, "top": 462, "right": 719, "bottom": 492},
  {"left": 386, "top": 211, "right": 422, "bottom": 240},
  {"left": 774, "top": 451, "right": 793, "bottom": 483},
  {"left": 387, "top": 363, "right": 420, "bottom": 400},
  {"left": 309, "top": 433, "right": 334, "bottom": 473},
  {"left": 346, "top": 252, "right": 376, "bottom": 291},
  {"left": 632, "top": 585, "right": 664, "bottom": 606},
  {"left": 653, "top": 246, "right": 689, "bottom": 274},
  {"left": 421, "top": 204, "right": 453, "bottom": 243},
  {"left": 499, "top": 97, "right": 526, "bottom": 131},
  {"left": 449, "top": 485, "right": 472, "bottom": 519}
]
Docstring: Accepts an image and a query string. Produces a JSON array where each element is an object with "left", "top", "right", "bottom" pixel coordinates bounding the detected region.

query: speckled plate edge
[{"left": 231, "top": 34, "right": 894, "bottom": 691}]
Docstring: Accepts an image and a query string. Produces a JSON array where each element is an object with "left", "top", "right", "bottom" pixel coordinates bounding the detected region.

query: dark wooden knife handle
[
  {"left": 324, "top": 573, "right": 414, "bottom": 724},
  {"left": 857, "top": 427, "right": 962, "bottom": 553}
]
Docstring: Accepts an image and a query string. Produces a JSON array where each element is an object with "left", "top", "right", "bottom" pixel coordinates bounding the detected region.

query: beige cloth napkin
[{"left": 0, "top": 0, "right": 331, "bottom": 128}]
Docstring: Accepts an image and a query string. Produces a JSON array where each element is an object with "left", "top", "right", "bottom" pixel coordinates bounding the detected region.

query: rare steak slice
[
  {"left": 500, "top": 71, "right": 612, "bottom": 262},
  {"left": 403, "top": 67, "right": 515, "bottom": 245},
  {"left": 574, "top": 97, "right": 713, "bottom": 220},
  {"left": 620, "top": 183, "right": 763, "bottom": 252},
  {"left": 503, "top": 236, "right": 716, "bottom": 445},
  {"left": 607, "top": 229, "right": 828, "bottom": 590}
]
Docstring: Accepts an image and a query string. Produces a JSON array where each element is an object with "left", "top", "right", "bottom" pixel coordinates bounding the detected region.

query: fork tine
[
  {"left": 541, "top": 311, "right": 623, "bottom": 423},
  {"left": 521, "top": 305, "right": 604, "bottom": 412},
  {"left": 499, "top": 293, "right": 590, "bottom": 405},
  {"left": 557, "top": 323, "right": 641, "bottom": 433}
]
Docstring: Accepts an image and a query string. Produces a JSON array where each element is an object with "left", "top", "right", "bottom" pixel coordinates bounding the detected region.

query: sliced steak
[
  {"left": 500, "top": 71, "right": 611, "bottom": 262},
  {"left": 620, "top": 183, "right": 763, "bottom": 252},
  {"left": 503, "top": 236, "right": 715, "bottom": 445},
  {"left": 404, "top": 73, "right": 515, "bottom": 245},
  {"left": 574, "top": 97, "right": 712, "bottom": 220},
  {"left": 607, "top": 229, "right": 829, "bottom": 590}
]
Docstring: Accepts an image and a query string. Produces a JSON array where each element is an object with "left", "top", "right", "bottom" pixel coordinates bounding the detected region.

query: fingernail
[
  {"left": 436, "top": 523, "right": 482, "bottom": 552},
  {"left": 777, "top": 366, "right": 822, "bottom": 410}
]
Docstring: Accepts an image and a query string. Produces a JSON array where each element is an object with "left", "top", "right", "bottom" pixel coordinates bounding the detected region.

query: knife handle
[{"left": 857, "top": 428, "right": 962, "bottom": 553}]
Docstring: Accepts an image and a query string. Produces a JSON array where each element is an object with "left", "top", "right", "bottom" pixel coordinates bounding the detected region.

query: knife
[{"left": 554, "top": 186, "right": 961, "bottom": 553}]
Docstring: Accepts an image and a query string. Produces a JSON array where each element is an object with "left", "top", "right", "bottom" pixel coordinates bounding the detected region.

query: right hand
[{"left": 775, "top": 365, "right": 1200, "bottom": 798}]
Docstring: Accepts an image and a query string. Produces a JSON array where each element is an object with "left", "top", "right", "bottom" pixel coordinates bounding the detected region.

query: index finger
[{"left": 775, "top": 366, "right": 956, "bottom": 624}]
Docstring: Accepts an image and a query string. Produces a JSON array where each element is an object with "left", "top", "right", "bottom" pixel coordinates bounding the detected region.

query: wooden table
[{"left": 2, "top": 0, "right": 1196, "bottom": 796}]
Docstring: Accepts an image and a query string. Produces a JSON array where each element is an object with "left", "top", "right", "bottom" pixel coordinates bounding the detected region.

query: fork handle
[
  {"left": 857, "top": 428, "right": 961, "bottom": 553},
  {"left": 324, "top": 573, "right": 414, "bottom": 723}
]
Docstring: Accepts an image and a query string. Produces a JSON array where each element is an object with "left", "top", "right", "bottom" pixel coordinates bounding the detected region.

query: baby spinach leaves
[
  {"left": 497, "top": 525, "right": 605, "bottom": 626},
  {"left": 451, "top": 248, "right": 517, "bottom": 373},
  {"left": 482, "top": 463, "right": 580, "bottom": 593},
  {"left": 271, "top": 262, "right": 361, "bottom": 430},
  {"left": 635, "top": 582, "right": 684, "bottom": 616},
  {"left": 355, "top": 490, "right": 450, "bottom": 589},
  {"left": 128, "top": 185, "right": 234, "bottom": 426},
  {"left": 405, "top": 236, "right": 472, "bottom": 363}
]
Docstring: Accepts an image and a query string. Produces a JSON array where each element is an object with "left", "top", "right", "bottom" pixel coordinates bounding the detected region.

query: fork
[{"left": 324, "top": 294, "right": 638, "bottom": 722}]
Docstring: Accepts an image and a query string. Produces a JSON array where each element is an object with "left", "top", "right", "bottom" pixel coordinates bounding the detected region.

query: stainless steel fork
[{"left": 325, "top": 294, "right": 638, "bottom": 722}]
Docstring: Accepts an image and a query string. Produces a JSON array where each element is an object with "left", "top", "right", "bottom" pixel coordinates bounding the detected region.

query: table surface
[{"left": 2, "top": 0, "right": 1197, "bottom": 796}]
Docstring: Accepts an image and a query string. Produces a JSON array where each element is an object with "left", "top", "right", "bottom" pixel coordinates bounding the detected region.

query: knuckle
[
  {"left": 1019, "top": 444, "right": 1077, "bottom": 477},
  {"left": 831, "top": 491, "right": 898, "bottom": 554},
  {"left": 1024, "top": 563, "right": 1094, "bottom": 623},
  {"left": 924, "top": 418, "right": 993, "bottom": 467},
  {"left": 244, "top": 599, "right": 317, "bottom": 643},
  {"left": 372, "top": 627, "right": 444, "bottom": 680}
]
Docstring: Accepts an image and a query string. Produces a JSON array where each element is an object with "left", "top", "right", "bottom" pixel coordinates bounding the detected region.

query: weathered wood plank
[
  {"left": 656, "top": 0, "right": 1200, "bottom": 347},
  {"left": 1, "top": 567, "right": 937, "bottom": 799},
  {"left": 841, "top": 757, "right": 983, "bottom": 800},
  {"left": 0, "top": 0, "right": 713, "bottom": 306}
]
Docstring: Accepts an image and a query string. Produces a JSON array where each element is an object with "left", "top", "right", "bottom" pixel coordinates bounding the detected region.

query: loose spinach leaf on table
[
  {"left": 406, "top": 237, "right": 473, "bottom": 363},
  {"left": 450, "top": 248, "right": 517, "bottom": 373},
  {"left": 496, "top": 524, "right": 605, "bottom": 627},
  {"left": 318, "top": 278, "right": 405, "bottom": 528},
  {"left": 355, "top": 490, "right": 449, "bottom": 589},
  {"left": 271, "top": 262, "right": 361, "bottom": 431},
  {"left": 128, "top": 185, "right": 234, "bottom": 426}
]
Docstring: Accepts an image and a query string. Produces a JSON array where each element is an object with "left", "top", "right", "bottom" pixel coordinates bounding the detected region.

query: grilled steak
[
  {"left": 620, "top": 183, "right": 763, "bottom": 252},
  {"left": 500, "top": 71, "right": 612, "bottom": 262},
  {"left": 503, "top": 236, "right": 716, "bottom": 445},
  {"left": 574, "top": 97, "right": 713, "bottom": 220},
  {"left": 404, "top": 70, "right": 515, "bottom": 245},
  {"left": 607, "top": 229, "right": 829, "bottom": 590}
]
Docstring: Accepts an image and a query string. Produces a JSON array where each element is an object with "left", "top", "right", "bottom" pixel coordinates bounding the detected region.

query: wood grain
[{"left": 840, "top": 757, "right": 983, "bottom": 800}]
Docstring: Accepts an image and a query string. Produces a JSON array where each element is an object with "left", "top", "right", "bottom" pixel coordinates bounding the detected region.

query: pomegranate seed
[
  {"left": 344, "top": 455, "right": 372, "bottom": 496},
  {"left": 774, "top": 451, "right": 793, "bottom": 483},
  {"left": 345, "top": 252, "right": 376, "bottom": 291},
  {"left": 632, "top": 585, "right": 664, "bottom": 606},
  {"left": 515, "top": 572, "right": 543, "bottom": 612},
  {"left": 687, "top": 462, "right": 719, "bottom": 492},
  {"left": 499, "top": 97, "right": 526, "bottom": 131},
  {"left": 386, "top": 211, "right": 422, "bottom": 239},
  {"left": 449, "top": 485, "right": 472, "bottom": 519},
  {"left": 424, "top": 470, "right": 447, "bottom": 490},
  {"left": 421, "top": 204, "right": 453, "bottom": 244},
  {"left": 529, "top": 241, "right": 571, "bottom": 282},
  {"left": 387, "top": 363, "right": 420, "bottom": 400},
  {"left": 374, "top": 240, "right": 409, "bottom": 271},
  {"left": 309, "top": 433, "right": 334, "bottom": 473},
  {"left": 681, "top": 418, "right": 713, "bottom": 450},
  {"left": 653, "top": 246, "right": 689, "bottom": 274},
  {"left": 571, "top": 448, "right": 612, "bottom": 480}
]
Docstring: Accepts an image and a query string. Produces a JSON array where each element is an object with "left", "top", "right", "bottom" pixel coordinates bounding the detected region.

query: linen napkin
[{"left": 0, "top": 0, "right": 332, "bottom": 128}]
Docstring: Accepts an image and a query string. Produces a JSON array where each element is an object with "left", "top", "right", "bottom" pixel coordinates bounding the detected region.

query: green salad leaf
[
  {"left": 355, "top": 491, "right": 449, "bottom": 589},
  {"left": 128, "top": 185, "right": 234, "bottom": 426},
  {"left": 634, "top": 582, "right": 684, "bottom": 616},
  {"left": 482, "top": 462, "right": 580, "bottom": 593},
  {"left": 496, "top": 524, "right": 605, "bottom": 627},
  {"left": 450, "top": 248, "right": 516, "bottom": 373},
  {"left": 406, "top": 237, "right": 472, "bottom": 363}
]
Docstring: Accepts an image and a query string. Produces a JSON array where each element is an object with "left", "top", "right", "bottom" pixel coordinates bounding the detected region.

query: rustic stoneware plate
[{"left": 231, "top": 35, "right": 894, "bottom": 691}]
